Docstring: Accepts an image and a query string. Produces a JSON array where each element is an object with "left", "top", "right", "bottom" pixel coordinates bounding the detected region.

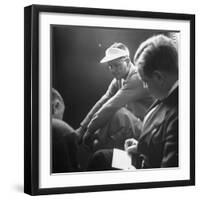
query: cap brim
[{"left": 100, "top": 55, "right": 123, "bottom": 63}]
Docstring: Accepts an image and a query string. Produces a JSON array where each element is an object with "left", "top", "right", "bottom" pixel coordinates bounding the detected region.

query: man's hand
[
  {"left": 82, "top": 130, "right": 94, "bottom": 149},
  {"left": 75, "top": 126, "right": 86, "bottom": 144},
  {"left": 124, "top": 138, "right": 138, "bottom": 155}
]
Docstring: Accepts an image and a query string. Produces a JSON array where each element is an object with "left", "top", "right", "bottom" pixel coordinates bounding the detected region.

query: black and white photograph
[
  {"left": 51, "top": 26, "right": 179, "bottom": 173},
  {"left": 1, "top": 0, "right": 200, "bottom": 199},
  {"left": 24, "top": 5, "right": 195, "bottom": 195}
]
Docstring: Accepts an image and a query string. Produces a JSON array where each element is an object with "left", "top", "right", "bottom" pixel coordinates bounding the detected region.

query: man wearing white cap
[
  {"left": 87, "top": 35, "right": 179, "bottom": 171},
  {"left": 77, "top": 43, "right": 154, "bottom": 151}
]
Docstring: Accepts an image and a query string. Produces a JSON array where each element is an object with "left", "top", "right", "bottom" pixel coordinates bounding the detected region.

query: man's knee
[
  {"left": 114, "top": 107, "right": 128, "bottom": 119},
  {"left": 87, "top": 149, "right": 113, "bottom": 171},
  {"left": 114, "top": 108, "right": 142, "bottom": 139}
]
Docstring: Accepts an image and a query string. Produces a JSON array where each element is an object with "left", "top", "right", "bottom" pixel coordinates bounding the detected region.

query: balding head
[{"left": 52, "top": 88, "right": 65, "bottom": 120}]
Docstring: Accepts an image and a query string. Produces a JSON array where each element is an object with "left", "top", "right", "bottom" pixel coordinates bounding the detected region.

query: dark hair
[{"left": 134, "top": 34, "right": 178, "bottom": 77}]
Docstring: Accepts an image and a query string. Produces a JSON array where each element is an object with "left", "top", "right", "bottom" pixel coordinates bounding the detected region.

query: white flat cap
[{"left": 100, "top": 44, "right": 130, "bottom": 63}]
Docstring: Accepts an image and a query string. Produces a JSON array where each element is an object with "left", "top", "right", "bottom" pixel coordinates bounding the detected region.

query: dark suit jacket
[
  {"left": 137, "top": 87, "right": 178, "bottom": 169},
  {"left": 52, "top": 118, "right": 79, "bottom": 173}
]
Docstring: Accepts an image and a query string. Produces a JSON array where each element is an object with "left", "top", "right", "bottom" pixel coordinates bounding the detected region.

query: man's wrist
[{"left": 80, "top": 124, "right": 87, "bottom": 132}]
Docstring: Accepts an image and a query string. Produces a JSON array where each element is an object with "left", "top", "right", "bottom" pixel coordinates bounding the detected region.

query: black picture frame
[{"left": 24, "top": 4, "right": 195, "bottom": 195}]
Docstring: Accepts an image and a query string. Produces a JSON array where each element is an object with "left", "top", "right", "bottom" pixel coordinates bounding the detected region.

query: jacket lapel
[{"left": 139, "top": 87, "right": 178, "bottom": 141}]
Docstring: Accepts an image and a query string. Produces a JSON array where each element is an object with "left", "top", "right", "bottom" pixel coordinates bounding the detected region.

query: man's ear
[
  {"left": 54, "top": 100, "right": 60, "bottom": 110},
  {"left": 153, "top": 70, "right": 165, "bottom": 84},
  {"left": 125, "top": 57, "right": 130, "bottom": 64},
  {"left": 52, "top": 100, "right": 60, "bottom": 116}
]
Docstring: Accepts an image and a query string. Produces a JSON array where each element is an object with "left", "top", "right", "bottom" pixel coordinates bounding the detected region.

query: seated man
[
  {"left": 52, "top": 88, "right": 79, "bottom": 173},
  {"left": 87, "top": 34, "right": 178, "bottom": 170},
  {"left": 77, "top": 43, "right": 154, "bottom": 151}
]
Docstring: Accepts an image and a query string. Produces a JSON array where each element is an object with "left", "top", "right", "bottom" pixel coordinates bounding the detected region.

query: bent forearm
[
  {"left": 80, "top": 94, "right": 110, "bottom": 129},
  {"left": 87, "top": 105, "right": 117, "bottom": 133}
]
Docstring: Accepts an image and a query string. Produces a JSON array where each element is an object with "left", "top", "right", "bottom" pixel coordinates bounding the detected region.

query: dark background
[{"left": 51, "top": 25, "right": 171, "bottom": 129}]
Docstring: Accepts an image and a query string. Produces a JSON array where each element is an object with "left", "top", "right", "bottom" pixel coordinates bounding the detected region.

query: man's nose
[
  {"left": 143, "top": 82, "right": 148, "bottom": 88},
  {"left": 110, "top": 68, "right": 116, "bottom": 73},
  {"left": 110, "top": 65, "right": 118, "bottom": 71}
]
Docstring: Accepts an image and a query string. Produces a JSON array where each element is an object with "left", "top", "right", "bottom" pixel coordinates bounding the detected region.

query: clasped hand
[{"left": 124, "top": 138, "right": 138, "bottom": 155}]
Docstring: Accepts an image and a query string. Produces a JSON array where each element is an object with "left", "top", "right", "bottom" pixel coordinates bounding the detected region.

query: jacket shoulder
[{"left": 52, "top": 118, "right": 74, "bottom": 134}]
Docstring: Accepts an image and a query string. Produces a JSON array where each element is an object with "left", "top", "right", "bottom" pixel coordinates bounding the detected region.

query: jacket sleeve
[
  {"left": 80, "top": 79, "right": 118, "bottom": 129},
  {"left": 161, "top": 111, "right": 178, "bottom": 168},
  {"left": 87, "top": 74, "right": 149, "bottom": 133}
]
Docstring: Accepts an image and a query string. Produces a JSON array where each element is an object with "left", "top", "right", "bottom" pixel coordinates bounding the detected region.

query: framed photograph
[{"left": 24, "top": 4, "right": 195, "bottom": 195}]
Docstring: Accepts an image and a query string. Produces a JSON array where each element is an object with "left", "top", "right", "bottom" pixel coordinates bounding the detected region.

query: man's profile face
[
  {"left": 107, "top": 57, "right": 129, "bottom": 80},
  {"left": 137, "top": 66, "right": 165, "bottom": 99}
]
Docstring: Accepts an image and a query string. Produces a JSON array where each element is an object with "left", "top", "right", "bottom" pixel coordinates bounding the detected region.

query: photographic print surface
[{"left": 51, "top": 25, "right": 179, "bottom": 173}]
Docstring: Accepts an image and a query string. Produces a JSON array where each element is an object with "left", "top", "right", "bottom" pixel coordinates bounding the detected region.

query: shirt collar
[
  {"left": 168, "top": 80, "right": 178, "bottom": 97},
  {"left": 124, "top": 62, "right": 136, "bottom": 81}
]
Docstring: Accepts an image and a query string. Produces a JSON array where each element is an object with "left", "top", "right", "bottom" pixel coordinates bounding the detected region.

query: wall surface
[{"left": 0, "top": 0, "right": 199, "bottom": 199}]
